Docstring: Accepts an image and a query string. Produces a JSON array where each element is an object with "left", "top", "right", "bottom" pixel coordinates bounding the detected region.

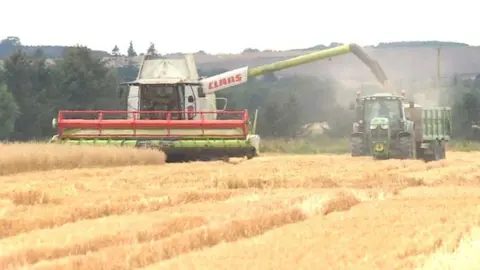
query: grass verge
[{"left": 261, "top": 136, "right": 480, "bottom": 154}]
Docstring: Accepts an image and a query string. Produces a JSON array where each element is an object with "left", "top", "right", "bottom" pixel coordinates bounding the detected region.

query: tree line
[
  {"left": 111, "top": 41, "right": 157, "bottom": 57},
  {"left": 0, "top": 47, "right": 124, "bottom": 140}
]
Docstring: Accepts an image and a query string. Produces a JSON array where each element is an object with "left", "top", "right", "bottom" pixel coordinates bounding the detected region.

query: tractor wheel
[
  {"left": 351, "top": 137, "right": 366, "bottom": 157},
  {"left": 398, "top": 136, "right": 414, "bottom": 159},
  {"left": 246, "top": 148, "right": 257, "bottom": 160}
]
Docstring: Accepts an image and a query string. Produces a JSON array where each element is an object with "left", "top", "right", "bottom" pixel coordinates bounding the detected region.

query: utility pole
[{"left": 436, "top": 47, "right": 441, "bottom": 90}]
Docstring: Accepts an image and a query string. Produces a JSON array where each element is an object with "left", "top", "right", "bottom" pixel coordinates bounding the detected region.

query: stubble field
[{"left": 1, "top": 144, "right": 480, "bottom": 270}]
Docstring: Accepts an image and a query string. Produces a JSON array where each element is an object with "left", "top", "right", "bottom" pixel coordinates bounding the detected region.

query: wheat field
[
  {"left": 0, "top": 143, "right": 166, "bottom": 176},
  {"left": 1, "top": 144, "right": 480, "bottom": 270}
]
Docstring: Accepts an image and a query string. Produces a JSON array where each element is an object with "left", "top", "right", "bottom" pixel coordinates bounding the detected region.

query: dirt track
[{"left": 1, "top": 152, "right": 480, "bottom": 269}]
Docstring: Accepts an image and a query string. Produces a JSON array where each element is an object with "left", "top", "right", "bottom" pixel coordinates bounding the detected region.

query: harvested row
[
  {"left": 419, "top": 226, "right": 480, "bottom": 270},
  {"left": 149, "top": 187, "right": 480, "bottom": 270},
  {"left": 11, "top": 190, "right": 375, "bottom": 270},
  {"left": 0, "top": 143, "right": 166, "bottom": 176},
  {"left": 0, "top": 190, "right": 240, "bottom": 238}
]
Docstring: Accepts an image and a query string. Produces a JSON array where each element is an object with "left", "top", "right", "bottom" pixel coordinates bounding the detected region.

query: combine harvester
[
  {"left": 50, "top": 44, "right": 396, "bottom": 162},
  {"left": 350, "top": 91, "right": 452, "bottom": 161}
]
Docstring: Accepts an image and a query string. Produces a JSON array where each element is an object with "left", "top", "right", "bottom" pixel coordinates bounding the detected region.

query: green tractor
[{"left": 350, "top": 92, "right": 452, "bottom": 161}]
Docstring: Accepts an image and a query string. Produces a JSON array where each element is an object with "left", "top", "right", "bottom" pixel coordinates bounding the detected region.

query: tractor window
[{"left": 363, "top": 99, "right": 402, "bottom": 124}]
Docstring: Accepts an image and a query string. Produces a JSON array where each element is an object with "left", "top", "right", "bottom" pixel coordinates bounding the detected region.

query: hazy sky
[{"left": 1, "top": 0, "right": 476, "bottom": 54}]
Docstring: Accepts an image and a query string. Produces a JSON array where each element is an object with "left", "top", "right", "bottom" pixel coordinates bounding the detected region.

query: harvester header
[
  {"left": 55, "top": 110, "right": 249, "bottom": 138},
  {"left": 52, "top": 109, "right": 258, "bottom": 162}
]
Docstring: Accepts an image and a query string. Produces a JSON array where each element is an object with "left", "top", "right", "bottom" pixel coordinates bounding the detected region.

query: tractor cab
[
  {"left": 362, "top": 94, "right": 405, "bottom": 130},
  {"left": 352, "top": 92, "right": 408, "bottom": 134},
  {"left": 350, "top": 90, "right": 418, "bottom": 158}
]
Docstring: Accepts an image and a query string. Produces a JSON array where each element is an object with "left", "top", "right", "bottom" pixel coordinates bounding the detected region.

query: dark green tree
[
  {"left": 278, "top": 91, "right": 301, "bottom": 138},
  {"left": 147, "top": 43, "right": 157, "bottom": 55},
  {"left": 112, "top": 45, "right": 120, "bottom": 56},
  {"left": 0, "top": 36, "right": 22, "bottom": 57},
  {"left": 259, "top": 91, "right": 302, "bottom": 138},
  {"left": 242, "top": 48, "right": 260, "bottom": 53},
  {"left": 114, "top": 64, "right": 139, "bottom": 102},
  {"left": 0, "top": 84, "right": 19, "bottom": 139},
  {"left": 1, "top": 36, "right": 21, "bottom": 46},
  {"left": 127, "top": 41, "right": 137, "bottom": 57},
  {"left": 3, "top": 50, "right": 45, "bottom": 139},
  {"left": 260, "top": 100, "right": 282, "bottom": 137},
  {"left": 30, "top": 49, "right": 61, "bottom": 137},
  {"left": 116, "top": 64, "right": 139, "bottom": 83},
  {"left": 56, "top": 46, "right": 123, "bottom": 110}
]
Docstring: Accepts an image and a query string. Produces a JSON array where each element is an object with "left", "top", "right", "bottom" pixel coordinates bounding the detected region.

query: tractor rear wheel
[
  {"left": 398, "top": 136, "right": 414, "bottom": 159},
  {"left": 351, "top": 137, "right": 366, "bottom": 157}
]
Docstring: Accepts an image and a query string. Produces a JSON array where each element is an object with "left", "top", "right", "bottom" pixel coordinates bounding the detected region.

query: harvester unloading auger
[{"left": 49, "top": 44, "right": 394, "bottom": 162}]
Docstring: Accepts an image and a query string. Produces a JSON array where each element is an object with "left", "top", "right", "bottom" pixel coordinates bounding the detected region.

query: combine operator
[
  {"left": 142, "top": 86, "right": 181, "bottom": 120},
  {"left": 377, "top": 99, "right": 391, "bottom": 118}
]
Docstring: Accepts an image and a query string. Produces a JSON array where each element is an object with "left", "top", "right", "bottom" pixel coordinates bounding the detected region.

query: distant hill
[
  {"left": 2, "top": 37, "right": 480, "bottom": 85},
  {"left": 103, "top": 41, "right": 480, "bottom": 85},
  {"left": 295, "top": 41, "right": 470, "bottom": 51},
  {"left": 375, "top": 41, "right": 469, "bottom": 49}
]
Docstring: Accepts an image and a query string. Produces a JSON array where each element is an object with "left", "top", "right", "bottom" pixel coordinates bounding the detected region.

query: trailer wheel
[
  {"left": 433, "top": 146, "right": 441, "bottom": 160},
  {"left": 434, "top": 141, "right": 446, "bottom": 160},
  {"left": 423, "top": 141, "right": 444, "bottom": 162},
  {"left": 351, "top": 137, "right": 366, "bottom": 157},
  {"left": 440, "top": 142, "right": 446, "bottom": 159},
  {"left": 433, "top": 143, "right": 443, "bottom": 161},
  {"left": 398, "top": 136, "right": 414, "bottom": 159}
]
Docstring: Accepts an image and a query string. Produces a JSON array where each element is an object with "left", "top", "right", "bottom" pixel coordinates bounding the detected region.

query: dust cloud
[
  {"left": 317, "top": 46, "right": 451, "bottom": 109},
  {"left": 412, "top": 92, "right": 440, "bottom": 107}
]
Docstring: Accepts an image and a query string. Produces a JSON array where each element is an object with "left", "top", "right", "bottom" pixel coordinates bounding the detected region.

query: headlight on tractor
[
  {"left": 374, "top": 143, "right": 385, "bottom": 152},
  {"left": 371, "top": 126, "right": 388, "bottom": 139}
]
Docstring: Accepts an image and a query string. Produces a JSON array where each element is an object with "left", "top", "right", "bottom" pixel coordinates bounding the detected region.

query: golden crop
[{"left": 0, "top": 144, "right": 479, "bottom": 269}]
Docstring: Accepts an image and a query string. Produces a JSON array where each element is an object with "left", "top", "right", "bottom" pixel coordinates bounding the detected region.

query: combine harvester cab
[{"left": 50, "top": 54, "right": 260, "bottom": 162}]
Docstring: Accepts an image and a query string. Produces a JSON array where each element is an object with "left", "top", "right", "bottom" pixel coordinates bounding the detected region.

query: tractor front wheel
[{"left": 351, "top": 136, "right": 366, "bottom": 157}]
